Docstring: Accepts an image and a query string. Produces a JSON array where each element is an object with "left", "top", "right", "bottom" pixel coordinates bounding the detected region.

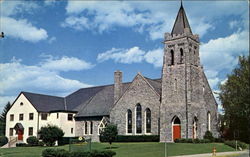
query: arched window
[
  {"left": 180, "top": 48, "right": 184, "bottom": 63},
  {"left": 136, "top": 104, "right": 142, "bottom": 134},
  {"left": 85, "top": 121, "right": 88, "bottom": 135},
  {"left": 170, "top": 50, "right": 174, "bottom": 65},
  {"left": 193, "top": 117, "right": 198, "bottom": 139},
  {"left": 173, "top": 117, "right": 181, "bottom": 124},
  {"left": 207, "top": 112, "right": 211, "bottom": 131},
  {"left": 127, "top": 109, "right": 132, "bottom": 133},
  {"left": 145, "top": 108, "right": 151, "bottom": 133}
]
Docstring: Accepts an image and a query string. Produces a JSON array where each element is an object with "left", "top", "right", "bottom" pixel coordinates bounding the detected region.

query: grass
[{"left": 0, "top": 142, "right": 235, "bottom": 157}]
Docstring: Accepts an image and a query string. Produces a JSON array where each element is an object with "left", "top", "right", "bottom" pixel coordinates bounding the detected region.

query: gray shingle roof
[
  {"left": 22, "top": 92, "right": 65, "bottom": 112},
  {"left": 21, "top": 76, "right": 162, "bottom": 117},
  {"left": 171, "top": 4, "right": 192, "bottom": 35}
]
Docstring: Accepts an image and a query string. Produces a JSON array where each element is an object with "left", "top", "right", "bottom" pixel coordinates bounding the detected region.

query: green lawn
[{"left": 0, "top": 142, "right": 235, "bottom": 157}]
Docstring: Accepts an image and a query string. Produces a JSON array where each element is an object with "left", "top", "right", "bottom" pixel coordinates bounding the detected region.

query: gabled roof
[
  {"left": 19, "top": 75, "right": 162, "bottom": 117},
  {"left": 65, "top": 86, "right": 106, "bottom": 111},
  {"left": 74, "top": 83, "right": 131, "bottom": 117},
  {"left": 22, "top": 92, "right": 65, "bottom": 112},
  {"left": 144, "top": 77, "right": 162, "bottom": 95},
  {"left": 171, "top": 3, "right": 192, "bottom": 35}
]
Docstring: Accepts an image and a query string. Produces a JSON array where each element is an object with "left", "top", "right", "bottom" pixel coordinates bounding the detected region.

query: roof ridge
[
  {"left": 22, "top": 91, "right": 64, "bottom": 99},
  {"left": 66, "top": 82, "right": 132, "bottom": 98}
]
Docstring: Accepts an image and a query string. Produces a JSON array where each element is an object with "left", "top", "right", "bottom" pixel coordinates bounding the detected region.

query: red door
[
  {"left": 173, "top": 125, "right": 181, "bottom": 140},
  {"left": 18, "top": 130, "right": 23, "bottom": 141}
]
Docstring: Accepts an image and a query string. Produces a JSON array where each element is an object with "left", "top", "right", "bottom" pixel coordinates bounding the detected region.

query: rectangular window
[
  {"left": 10, "top": 114, "right": 14, "bottom": 121},
  {"left": 85, "top": 121, "right": 88, "bottom": 135},
  {"left": 9, "top": 128, "right": 13, "bottom": 136},
  {"left": 68, "top": 114, "right": 73, "bottom": 121},
  {"left": 57, "top": 113, "right": 59, "bottom": 119},
  {"left": 90, "top": 121, "right": 93, "bottom": 134},
  {"left": 71, "top": 128, "right": 73, "bottom": 134},
  {"left": 41, "top": 113, "right": 47, "bottom": 120},
  {"left": 29, "top": 113, "right": 34, "bottom": 120},
  {"left": 19, "top": 114, "right": 24, "bottom": 121},
  {"left": 28, "top": 127, "right": 33, "bottom": 136}
]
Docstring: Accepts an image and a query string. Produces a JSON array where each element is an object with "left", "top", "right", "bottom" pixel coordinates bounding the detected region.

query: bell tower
[{"left": 160, "top": 2, "right": 213, "bottom": 142}]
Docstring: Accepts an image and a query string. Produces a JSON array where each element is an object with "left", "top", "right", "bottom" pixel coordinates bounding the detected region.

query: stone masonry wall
[{"left": 110, "top": 74, "right": 160, "bottom": 135}]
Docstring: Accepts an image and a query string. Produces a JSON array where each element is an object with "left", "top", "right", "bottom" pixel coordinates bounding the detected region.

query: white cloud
[
  {"left": 61, "top": 16, "right": 90, "bottom": 30},
  {"left": 97, "top": 47, "right": 145, "bottom": 64},
  {"left": 1, "top": 1, "right": 38, "bottom": 17},
  {"left": 44, "top": 0, "right": 56, "bottom": 6},
  {"left": 48, "top": 36, "right": 56, "bottom": 44},
  {"left": 1, "top": 1, "right": 49, "bottom": 42},
  {"left": 62, "top": 1, "right": 247, "bottom": 40},
  {"left": 97, "top": 47, "right": 163, "bottom": 67},
  {"left": 2, "top": 17, "right": 48, "bottom": 42},
  {"left": 41, "top": 55, "right": 95, "bottom": 71},
  {"left": 0, "top": 56, "right": 94, "bottom": 110},
  {"left": 144, "top": 48, "right": 163, "bottom": 67}
]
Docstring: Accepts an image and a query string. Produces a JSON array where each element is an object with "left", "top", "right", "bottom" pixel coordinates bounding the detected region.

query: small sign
[{"left": 78, "top": 136, "right": 83, "bottom": 141}]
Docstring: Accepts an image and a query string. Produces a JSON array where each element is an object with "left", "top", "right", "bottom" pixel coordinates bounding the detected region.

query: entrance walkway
[{"left": 171, "top": 150, "right": 249, "bottom": 157}]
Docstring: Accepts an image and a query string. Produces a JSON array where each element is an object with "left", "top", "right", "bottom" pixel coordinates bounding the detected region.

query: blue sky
[{"left": 0, "top": 0, "right": 249, "bottom": 112}]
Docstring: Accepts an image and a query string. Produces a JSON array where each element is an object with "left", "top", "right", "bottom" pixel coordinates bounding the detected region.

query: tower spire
[{"left": 171, "top": 1, "right": 192, "bottom": 36}]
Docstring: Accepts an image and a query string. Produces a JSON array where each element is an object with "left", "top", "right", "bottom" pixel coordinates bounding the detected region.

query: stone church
[{"left": 5, "top": 3, "right": 218, "bottom": 144}]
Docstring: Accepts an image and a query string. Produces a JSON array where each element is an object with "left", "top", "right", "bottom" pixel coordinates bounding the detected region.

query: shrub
[
  {"left": 113, "top": 135, "right": 159, "bottom": 142},
  {"left": 214, "top": 138, "right": 225, "bottom": 143},
  {"left": 0, "top": 136, "right": 8, "bottom": 146},
  {"left": 69, "top": 151, "right": 89, "bottom": 157},
  {"left": 193, "top": 138, "right": 200, "bottom": 143},
  {"left": 42, "top": 149, "right": 116, "bottom": 157},
  {"left": 16, "top": 143, "right": 28, "bottom": 147},
  {"left": 38, "top": 124, "right": 64, "bottom": 146},
  {"left": 38, "top": 141, "right": 44, "bottom": 146},
  {"left": 42, "top": 148, "right": 57, "bottom": 157},
  {"left": 99, "top": 124, "right": 118, "bottom": 148},
  {"left": 203, "top": 131, "right": 214, "bottom": 142},
  {"left": 224, "top": 140, "right": 248, "bottom": 150},
  {"left": 27, "top": 136, "right": 39, "bottom": 146}
]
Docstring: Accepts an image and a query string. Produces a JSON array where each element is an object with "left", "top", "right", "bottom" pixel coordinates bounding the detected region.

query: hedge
[
  {"left": 16, "top": 141, "right": 44, "bottom": 147},
  {"left": 27, "top": 136, "right": 39, "bottom": 146},
  {"left": 174, "top": 138, "right": 211, "bottom": 143},
  {"left": 113, "top": 135, "right": 159, "bottom": 142},
  {"left": 58, "top": 137, "right": 79, "bottom": 146},
  {"left": 42, "top": 149, "right": 116, "bottom": 157},
  {"left": 224, "top": 140, "right": 248, "bottom": 150}
]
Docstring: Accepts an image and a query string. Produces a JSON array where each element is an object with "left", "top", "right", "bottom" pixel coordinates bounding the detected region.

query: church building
[{"left": 5, "top": 3, "right": 218, "bottom": 144}]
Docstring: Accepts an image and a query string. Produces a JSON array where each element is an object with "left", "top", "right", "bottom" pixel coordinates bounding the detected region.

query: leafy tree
[
  {"left": 0, "top": 102, "right": 11, "bottom": 135},
  {"left": 38, "top": 124, "right": 64, "bottom": 146},
  {"left": 219, "top": 56, "right": 250, "bottom": 143},
  {"left": 100, "top": 124, "right": 118, "bottom": 149}
]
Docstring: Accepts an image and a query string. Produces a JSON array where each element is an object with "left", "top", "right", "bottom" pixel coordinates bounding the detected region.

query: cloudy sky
[{"left": 0, "top": 0, "right": 249, "bottom": 112}]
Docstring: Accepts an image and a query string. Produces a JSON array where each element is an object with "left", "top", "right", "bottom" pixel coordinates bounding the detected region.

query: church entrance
[
  {"left": 14, "top": 123, "right": 24, "bottom": 141},
  {"left": 172, "top": 116, "right": 181, "bottom": 141},
  {"left": 17, "top": 130, "right": 23, "bottom": 140}
]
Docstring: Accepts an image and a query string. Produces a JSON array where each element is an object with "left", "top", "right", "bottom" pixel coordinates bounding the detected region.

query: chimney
[{"left": 114, "top": 70, "right": 122, "bottom": 103}]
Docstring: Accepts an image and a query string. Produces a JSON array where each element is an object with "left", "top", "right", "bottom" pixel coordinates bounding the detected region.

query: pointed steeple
[{"left": 171, "top": 1, "right": 192, "bottom": 36}]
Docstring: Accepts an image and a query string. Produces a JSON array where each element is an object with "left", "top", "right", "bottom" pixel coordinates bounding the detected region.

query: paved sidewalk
[{"left": 171, "top": 150, "right": 249, "bottom": 157}]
